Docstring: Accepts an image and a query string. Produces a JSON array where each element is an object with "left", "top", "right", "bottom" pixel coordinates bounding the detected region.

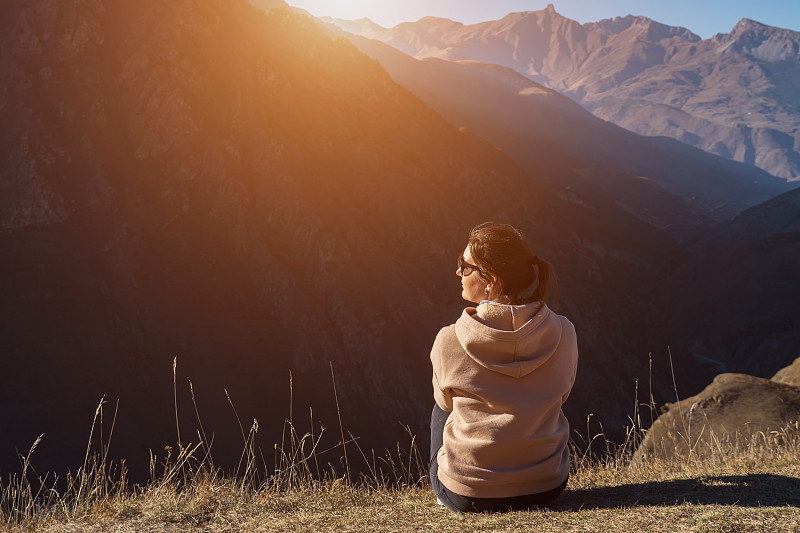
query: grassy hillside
[
  {"left": 6, "top": 455, "right": 800, "bottom": 531},
  {"left": 4, "top": 414, "right": 800, "bottom": 532}
]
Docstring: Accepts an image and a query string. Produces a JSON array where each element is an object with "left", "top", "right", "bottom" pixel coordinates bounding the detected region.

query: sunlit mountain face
[
  {"left": 328, "top": 26, "right": 793, "bottom": 239},
  {"left": 327, "top": 7, "right": 800, "bottom": 182},
  {"left": 1, "top": 0, "right": 796, "bottom": 481}
]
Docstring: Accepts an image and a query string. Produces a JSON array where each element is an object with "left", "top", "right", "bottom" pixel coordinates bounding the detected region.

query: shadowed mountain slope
[
  {"left": 327, "top": 8, "right": 800, "bottom": 181},
  {"left": 702, "top": 187, "right": 800, "bottom": 248},
  {"left": 329, "top": 29, "right": 794, "bottom": 232},
  {"left": 0, "top": 0, "right": 696, "bottom": 478},
  {"left": 661, "top": 231, "right": 800, "bottom": 378},
  {"left": 658, "top": 184, "right": 800, "bottom": 378}
]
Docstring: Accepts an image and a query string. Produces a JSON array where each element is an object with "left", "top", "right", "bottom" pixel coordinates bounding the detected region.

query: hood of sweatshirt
[{"left": 454, "top": 301, "right": 563, "bottom": 378}]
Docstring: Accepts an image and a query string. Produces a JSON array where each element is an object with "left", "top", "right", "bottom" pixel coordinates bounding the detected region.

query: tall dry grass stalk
[
  {"left": 0, "top": 361, "right": 429, "bottom": 528},
  {"left": 3, "top": 356, "right": 799, "bottom": 529}
]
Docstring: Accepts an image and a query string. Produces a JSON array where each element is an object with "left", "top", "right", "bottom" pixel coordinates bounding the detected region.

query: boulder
[
  {"left": 772, "top": 357, "right": 800, "bottom": 386},
  {"left": 634, "top": 372, "right": 800, "bottom": 462}
]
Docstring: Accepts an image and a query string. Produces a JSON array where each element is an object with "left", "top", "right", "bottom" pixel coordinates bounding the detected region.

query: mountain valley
[{"left": 0, "top": 0, "right": 797, "bottom": 481}]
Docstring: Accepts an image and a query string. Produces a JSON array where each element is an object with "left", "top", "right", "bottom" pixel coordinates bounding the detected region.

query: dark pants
[{"left": 429, "top": 404, "right": 568, "bottom": 513}]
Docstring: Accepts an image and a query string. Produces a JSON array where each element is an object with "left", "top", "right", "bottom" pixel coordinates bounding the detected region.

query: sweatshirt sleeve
[
  {"left": 559, "top": 317, "right": 579, "bottom": 404},
  {"left": 430, "top": 328, "right": 453, "bottom": 412}
]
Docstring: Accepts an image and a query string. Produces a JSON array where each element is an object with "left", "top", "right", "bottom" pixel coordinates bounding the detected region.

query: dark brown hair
[{"left": 467, "top": 222, "right": 558, "bottom": 304}]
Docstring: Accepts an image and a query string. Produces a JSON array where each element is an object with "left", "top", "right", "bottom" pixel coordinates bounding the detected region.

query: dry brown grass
[
  {"left": 3, "top": 450, "right": 798, "bottom": 532},
  {"left": 4, "top": 417, "right": 800, "bottom": 532},
  {"left": 4, "top": 363, "right": 800, "bottom": 532}
]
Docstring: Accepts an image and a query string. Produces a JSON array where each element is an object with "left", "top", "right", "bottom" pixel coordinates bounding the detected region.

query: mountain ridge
[
  {"left": 327, "top": 7, "right": 800, "bottom": 180},
  {"left": 329, "top": 24, "right": 794, "bottom": 231}
]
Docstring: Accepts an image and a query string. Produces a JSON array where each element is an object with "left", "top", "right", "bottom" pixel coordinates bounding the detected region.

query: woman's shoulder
[
  {"left": 553, "top": 311, "right": 576, "bottom": 336},
  {"left": 430, "top": 323, "right": 460, "bottom": 366},
  {"left": 549, "top": 311, "right": 578, "bottom": 357},
  {"left": 434, "top": 322, "right": 458, "bottom": 343}
]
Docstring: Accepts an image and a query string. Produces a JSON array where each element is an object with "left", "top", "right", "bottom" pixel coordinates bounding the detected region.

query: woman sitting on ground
[{"left": 429, "top": 222, "right": 579, "bottom": 513}]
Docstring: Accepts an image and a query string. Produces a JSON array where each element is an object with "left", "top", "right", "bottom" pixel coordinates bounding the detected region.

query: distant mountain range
[
  {"left": 329, "top": 27, "right": 794, "bottom": 234},
  {"left": 326, "top": 6, "right": 800, "bottom": 181}
]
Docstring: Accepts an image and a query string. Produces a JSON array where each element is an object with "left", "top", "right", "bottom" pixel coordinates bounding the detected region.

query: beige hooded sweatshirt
[{"left": 431, "top": 301, "right": 578, "bottom": 498}]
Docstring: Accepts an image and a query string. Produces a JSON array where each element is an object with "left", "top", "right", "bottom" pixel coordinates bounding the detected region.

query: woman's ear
[{"left": 485, "top": 276, "right": 497, "bottom": 295}]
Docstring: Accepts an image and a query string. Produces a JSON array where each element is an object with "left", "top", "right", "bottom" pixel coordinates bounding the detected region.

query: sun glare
[{"left": 288, "top": 0, "right": 400, "bottom": 26}]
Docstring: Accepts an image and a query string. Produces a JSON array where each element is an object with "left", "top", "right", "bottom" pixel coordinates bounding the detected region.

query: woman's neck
[{"left": 474, "top": 300, "right": 543, "bottom": 331}]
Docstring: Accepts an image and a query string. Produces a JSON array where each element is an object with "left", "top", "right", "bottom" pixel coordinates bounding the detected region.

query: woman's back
[
  {"left": 431, "top": 300, "right": 578, "bottom": 498},
  {"left": 428, "top": 221, "right": 578, "bottom": 512}
]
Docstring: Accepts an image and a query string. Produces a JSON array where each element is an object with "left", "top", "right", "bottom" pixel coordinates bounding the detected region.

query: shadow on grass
[{"left": 556, "top": 474, "right": 800, "bottom": 510}]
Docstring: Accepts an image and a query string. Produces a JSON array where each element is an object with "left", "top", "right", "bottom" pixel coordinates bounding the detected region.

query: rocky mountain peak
[
  {"left": 721, "top": 17, "right": 800, "bottom": 61},
  {"left": 411, "top": 15, "right": 464, "bottom": 34},
  {"left": 498, "top": 4, "right": 567, "bottom": 26},
  {"left": 586, "top": 14, "right": 635, "bottom": 35},
  {"left": 587, "top": 14, "right": 699, "bottom": 42},
  {"left": 731, "top": 17, "right": 769, "bottom": 34},
  {"left": 321, "top": 16, "right": 387, "bottom": 38},
  {"left": 492, "top": 6, "right": 582, "bottom": 38},
  {"left": 350, "top": 17, "right": 382, "bottom": 26},
  {"left": 414, "top": 15, "right": 460, "bottom": 26}
]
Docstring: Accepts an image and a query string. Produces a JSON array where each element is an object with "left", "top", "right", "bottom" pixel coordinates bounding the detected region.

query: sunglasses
[{"left": 458, "top": 255, "right": 481, "bottom": 277}]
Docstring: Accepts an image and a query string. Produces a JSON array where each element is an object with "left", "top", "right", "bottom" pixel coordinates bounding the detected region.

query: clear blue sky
[{"left": 286, "top": 0, "right": 800, "bottom": 38}]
